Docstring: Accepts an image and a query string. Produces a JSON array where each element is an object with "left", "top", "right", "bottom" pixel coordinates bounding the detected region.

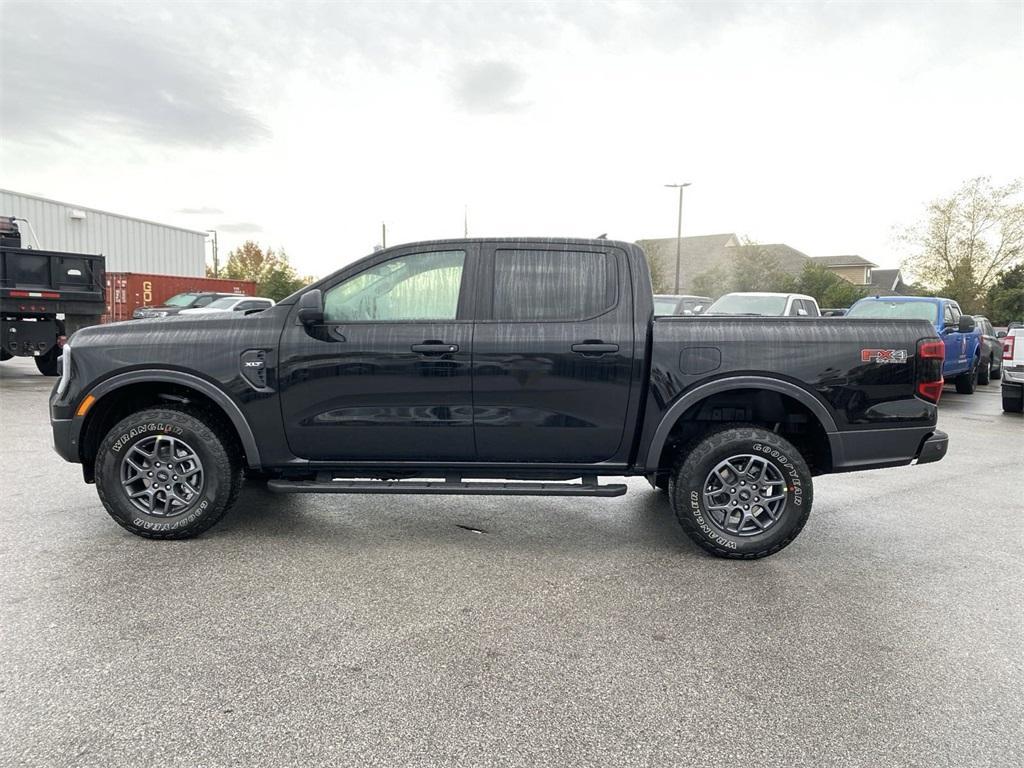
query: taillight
[
  {"left": 916, "top": 338, "right": 944, "bottom": 404},
  {"left": 1004, "top": 335, "right": 1015, "bottom": 361}
]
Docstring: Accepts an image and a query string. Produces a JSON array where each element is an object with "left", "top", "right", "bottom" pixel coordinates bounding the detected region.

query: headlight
[{"left": 56, "top": 342, "right": 72, "bottom": 398}]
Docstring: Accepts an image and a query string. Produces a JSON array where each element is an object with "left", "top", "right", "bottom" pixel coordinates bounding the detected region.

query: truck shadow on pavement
[{"left": 213, "top": 481, "right": 699, "bottom": 556}]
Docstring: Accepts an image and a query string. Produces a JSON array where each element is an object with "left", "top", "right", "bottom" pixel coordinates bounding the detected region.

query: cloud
[
  {"left": 216, "top": 222, "right": 264, "bottom": 233},
  {"left": 1, "top": 3, "right": 269, "bottom": 148},
  {"left": 452, "top": 60, "right": 530, "bottom": 114},
  {"left": 176, "top": 206, "right": 224, "bottom": 215}
]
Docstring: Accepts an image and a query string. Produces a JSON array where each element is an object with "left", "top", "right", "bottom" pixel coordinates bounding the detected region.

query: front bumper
[{"left": 50, "top": 416, "right": 78, "bottom": 463}]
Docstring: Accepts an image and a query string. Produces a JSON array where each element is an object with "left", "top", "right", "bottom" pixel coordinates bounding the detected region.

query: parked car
[
  {"left": 1002, "top": 326, "right": 1023, "bottom": 413},
  {"left": 846, "top": 296, "right": 980, "bottom": 394},
  {"left": 51, "top": 237, "right": 947, "bottom": 559},
  {"left": 972, "top": 315, "right": 1004, "bottom": 384},
  {"left": 132, "top": 292, "right": 240, "bottom": 319},
  {"left": 179, "top": 296, "right": 275, "bottom": 315},
  {"left": 652, "top": 294, "right": 712, "bottom": 315},
  {"left": 705, "top": 292, "right": 821, "bottom": 317}
]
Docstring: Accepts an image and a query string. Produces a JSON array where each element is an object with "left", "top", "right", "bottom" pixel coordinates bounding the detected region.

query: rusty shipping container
[{"left": 103, "top": 272, "right": 257, "bottom": 323}]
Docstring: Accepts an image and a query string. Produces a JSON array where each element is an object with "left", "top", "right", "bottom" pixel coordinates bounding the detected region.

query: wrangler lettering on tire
[{"left": 670, "top": 425, "right": 813, "bottom": 559}]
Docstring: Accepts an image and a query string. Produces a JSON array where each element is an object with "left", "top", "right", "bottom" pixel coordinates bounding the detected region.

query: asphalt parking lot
[{"left": 1, "top": 355, "right": 1021, "bottom": 768}]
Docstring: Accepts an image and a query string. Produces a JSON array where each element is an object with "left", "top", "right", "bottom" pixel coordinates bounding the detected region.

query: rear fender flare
[{"left": 644, "top": 376, "right": 838, "bottom": 471}]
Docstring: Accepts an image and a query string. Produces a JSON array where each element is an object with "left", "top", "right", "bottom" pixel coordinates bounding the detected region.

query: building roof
[
  {"left": 636, "top": 234, "right": 815, "bottom": 294},
  {"left": 0, "top": 188, "right": 208, "bottom": 236},
  {"left": 812, "top": 254, "right": 878, "bottom": 268},
  {"left": 870, "top": 268, "right": 902, "bottom": 291}
]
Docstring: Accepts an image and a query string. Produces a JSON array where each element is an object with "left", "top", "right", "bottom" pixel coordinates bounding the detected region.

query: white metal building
[{"left": 0, "top": 189, "right": 207, "bottom": 277}]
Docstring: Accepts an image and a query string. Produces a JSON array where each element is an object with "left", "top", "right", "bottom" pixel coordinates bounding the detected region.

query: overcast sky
[{"left": 2, "top": 0, "right": 1022, "bottom": 276}]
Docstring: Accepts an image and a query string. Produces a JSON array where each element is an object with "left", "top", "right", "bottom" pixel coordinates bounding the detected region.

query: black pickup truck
[{"left": 50, "top": 238, "right": 948, "bottom": 558}]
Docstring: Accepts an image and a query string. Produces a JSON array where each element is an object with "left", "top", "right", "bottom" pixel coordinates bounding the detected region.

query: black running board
[{"left": 267, "top": 476, "right": 627, "bottom": 497}]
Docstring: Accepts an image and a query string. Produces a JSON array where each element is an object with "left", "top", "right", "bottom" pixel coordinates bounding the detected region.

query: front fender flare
[
  {"left": 77, "top": 370, "right": 261, "bottom": 469},
  {"left": 644, "top": 375, "right": 838, "bottom": 471}
]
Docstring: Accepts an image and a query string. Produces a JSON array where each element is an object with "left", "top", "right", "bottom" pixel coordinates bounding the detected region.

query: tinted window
[
  {"left": 324, "top": 250, "right": 465, "bottom": 322},
  {"left": 848, "top": 300, "right": 939, "bottom": 322},
  {"left": 163, "top": 292, "right": 200, "bottom": 307},
  {"left": 493, "top": 250, "right": 615, "bottom": 321},
  {"left": 193, "top": 295, "right": 219, "bottom": 307},
  {"left": 801, "top": 300, "right": 820, "bottom": 317},
  {"left": 949, "top": 304, "right": 961, "bottom": 322}
]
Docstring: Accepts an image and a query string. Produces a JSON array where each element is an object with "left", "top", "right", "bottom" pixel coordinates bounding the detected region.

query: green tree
[
  {"left": 902, "top": 177, "right": 1024, "bottom": 313},
  {"left": 643, "top": 248, "right": 671, "bottom": 294},
  {"left": 219, "top": 240, "right": 311, "bottom": 302},
  {"left": 792, "top": 262, "right": 867, "bottom": 308},
  {"left": 693, "top": 265, "right": 731, "bottom": 298},
  {"left": 730, "top": 240, "right": 797, "bottom": 294},
  {"left": 987, "top": 264, "right": 1024, "bottom": 325}
]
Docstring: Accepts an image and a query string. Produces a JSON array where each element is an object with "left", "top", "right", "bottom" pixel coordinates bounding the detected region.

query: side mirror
[
  {"left": 958, "top": 315, "right": 976, "bottom": 333},
  {"left": 797, "top": 308, "right": 808, "bottom": 316},
  {"left": 297, "top": 289, "right": 324, "bottom": 326},
  {"left": 997, "top": 330, "right": 1007, "bottom": 338}
]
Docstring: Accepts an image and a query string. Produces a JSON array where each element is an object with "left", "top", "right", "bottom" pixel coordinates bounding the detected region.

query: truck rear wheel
[
  {"left": 34, "top": 347, "right": 60, "bottom": 376},
  {"left": 955, "top": 359, "right": 978, "bottom": 394},
  {"left": 669, "top": 425, "right": 813, "bottom": 559},
  {"left": 94, "top": 407, "right": 243, "bottom": 539},
  {"left": 977, "top": 357, "right": 991, "bottom": 385}
]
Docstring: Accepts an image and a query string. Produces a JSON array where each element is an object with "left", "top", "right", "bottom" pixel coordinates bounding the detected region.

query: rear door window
[{"left": 492, "top": 249, "right": 616, "bottom": 321}]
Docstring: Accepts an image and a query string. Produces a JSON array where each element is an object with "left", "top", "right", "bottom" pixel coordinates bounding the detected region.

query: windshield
[
  {"left": 204, "top": 297, "right": 240, "bottom": 309},
  {"left": 846, "top": 300, "right": 938, "bottom": 322},
  {"left": 653, "top": 297, "right": 680, "bottom": 314},
  {"left": 706, "top": 294, "right": 788, "bottom": 316},
  {"left": 163, "top": 293, "right": 201, "bottom": 307}
]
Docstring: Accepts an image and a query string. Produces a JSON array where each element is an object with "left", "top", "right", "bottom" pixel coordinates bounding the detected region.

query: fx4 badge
[{"left": 861, "top": 348, "right": 908, "bottom": 364}]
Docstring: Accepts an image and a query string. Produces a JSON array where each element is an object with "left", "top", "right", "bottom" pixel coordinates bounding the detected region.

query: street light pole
[
  {"left": 206, "top": 230, "right": 219, "bottom": 277},
  {"left": 665, "top": 182, "right": 692, "bottom": 293}
]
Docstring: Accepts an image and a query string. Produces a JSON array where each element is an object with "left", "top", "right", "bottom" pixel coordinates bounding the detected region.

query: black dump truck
[
  {"left": 1, "top": 217, "right": 106, "bottom": 375},
  {"left": 50, "top": 238, "right": 948, "bottom": 558}
]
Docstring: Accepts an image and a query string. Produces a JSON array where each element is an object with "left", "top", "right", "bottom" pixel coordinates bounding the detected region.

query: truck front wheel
[
  {"left": 94, "top": 407, "right": 243, "bottom": 539},
  {"left": 669, "top": 426, "right": 813, "bottom": 559}
]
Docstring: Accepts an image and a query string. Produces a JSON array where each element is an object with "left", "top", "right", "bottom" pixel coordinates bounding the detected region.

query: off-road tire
[
  {"left": 95, "top": 406, "right": 243, "bottom": 539},
  {"left": 669, "top": 425, "right": 813, "bottom": 559},
  {"left": 955, "top": 359, "right": 978, "bottom": 394},
  {"left": 34, "top": 347, "right": 60, "bottom": 376},
  {"left": 991, "top": 358, "right": 1002, "bottom": 380},
  {"left": 977, "top": 358, "right": 991, "bottom": 385}
]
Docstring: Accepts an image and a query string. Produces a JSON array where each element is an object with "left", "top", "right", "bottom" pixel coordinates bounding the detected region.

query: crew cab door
[
  {"left": 471, "top": 243, "right": 635, "bottom": 463},
  {"left": 277, "top": 245, "right": 478, "bottom": 461}
]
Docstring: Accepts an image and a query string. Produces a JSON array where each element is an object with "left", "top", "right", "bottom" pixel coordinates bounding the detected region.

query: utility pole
[
  {"left": 206, "top": 230, "right": 219, "bottom": 277},
  {"left": 664, "top": 183, "right": 692, "bottom": 293}
]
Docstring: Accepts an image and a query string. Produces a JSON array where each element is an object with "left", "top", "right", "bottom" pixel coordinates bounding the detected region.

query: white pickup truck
[
  {"left": 1002, "top": 326, "right": 1024, "bottom": 413},
  {"left": 704, "top": 292, "right": 821, "bottom": 317}
]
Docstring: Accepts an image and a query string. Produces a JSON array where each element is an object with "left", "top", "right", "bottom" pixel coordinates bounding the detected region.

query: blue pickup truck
[{"left": 846, "top": 296, "right": 982, "bottom": 394}]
